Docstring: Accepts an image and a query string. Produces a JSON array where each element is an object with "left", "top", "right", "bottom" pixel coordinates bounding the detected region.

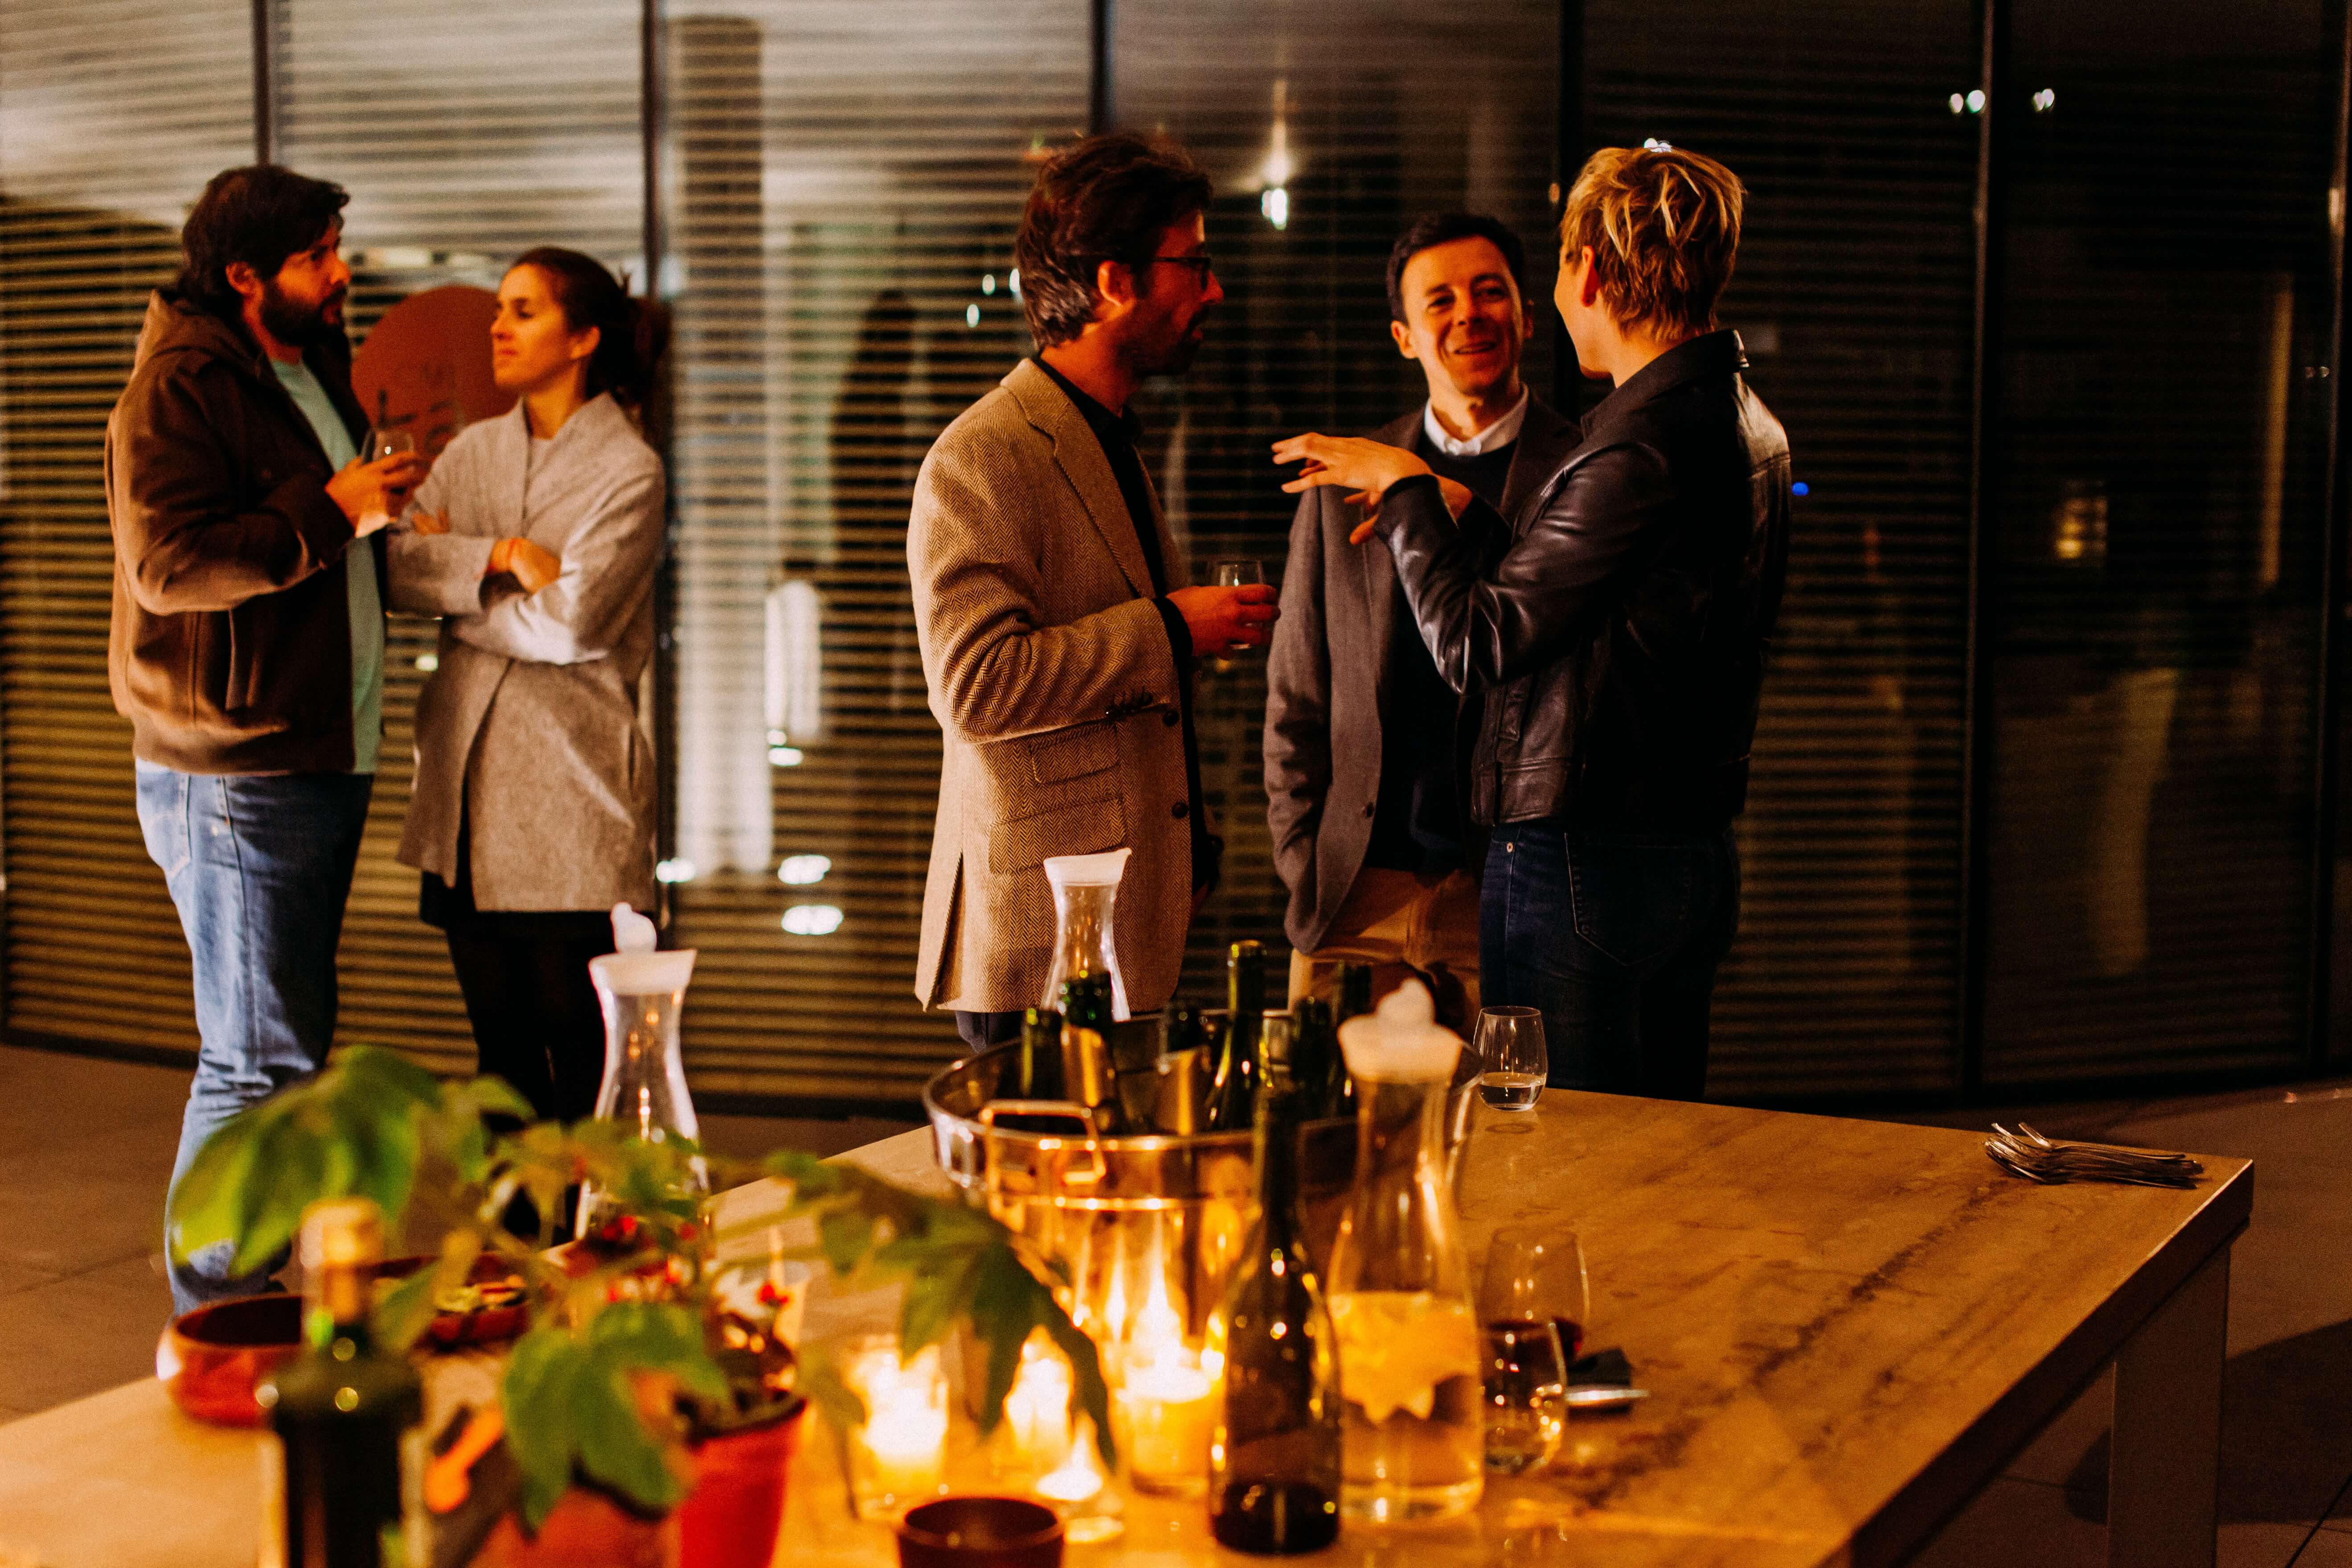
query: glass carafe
[
  {"left": 1041, "top": 849, "right": 1131, "bottom": 1020},
  {"left": 578, "top": 946, "right": 707, "bottom": 1236},
  {"left": 1324, "top": 981, "right": 1482, "bottom": 1523}
]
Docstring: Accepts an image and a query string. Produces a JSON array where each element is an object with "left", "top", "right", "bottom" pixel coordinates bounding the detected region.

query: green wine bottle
[
  {"left": 1207, "top": 941, "right": 1268, "bottom": 1133},
  {"left": 1016, "top": 1006, "right": 1066, "bottom": 1100},
  {"left": 1287, "top": 996, "right": 1338, "bottom": 1118},
  {"left": 1058, "top": 973, "right": 1124, "bottom": 1133},
  {"left": 1209, "top": 1081, "right": 1341, "bottom": 1553},
  {"left": 262, "top": 1198, "right": 422, "bottom": 1568}
]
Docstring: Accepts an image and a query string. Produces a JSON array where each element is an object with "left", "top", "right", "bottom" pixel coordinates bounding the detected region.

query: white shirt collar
[{"left": 1422, "top": 386, "right": 1530, "bottom": 458}]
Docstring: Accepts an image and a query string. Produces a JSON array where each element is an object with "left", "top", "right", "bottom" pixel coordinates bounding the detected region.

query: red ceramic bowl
[{"left": 156, "top": 1293, "right": 305, "bottom": 1427}]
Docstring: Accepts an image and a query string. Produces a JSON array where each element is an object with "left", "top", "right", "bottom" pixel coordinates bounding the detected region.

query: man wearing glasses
[{"left": 907, "top": 132, "right": 1275, "bottom": 1047}]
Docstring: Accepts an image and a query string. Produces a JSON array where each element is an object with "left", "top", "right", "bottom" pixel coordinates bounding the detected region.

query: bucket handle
[{"left": 977, "top": 1101, "right": 1111, "bottom": 1192}]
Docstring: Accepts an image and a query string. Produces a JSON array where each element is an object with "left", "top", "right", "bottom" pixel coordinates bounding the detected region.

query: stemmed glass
[
  {"left": 1474, "top": 1007, "right": 1546, "bottom": 1121},
  {"left": 1476, "top": 1225, "right": 1587, "bottom": 1475}
]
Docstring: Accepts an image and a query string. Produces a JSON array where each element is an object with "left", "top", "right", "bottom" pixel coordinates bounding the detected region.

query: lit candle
[
  {"left": 1116, "top": 1269, "right": 1217, "bottom": 1492},
  {"left": 1001, "top": 1336, "right": 1074, "bottom": 1475},
  {"left": 848, "top": 1343, "right": 947, "bottom": 1512}
]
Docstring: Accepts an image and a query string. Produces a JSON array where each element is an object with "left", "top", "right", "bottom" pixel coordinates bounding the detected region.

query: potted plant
[{"left": 168, "top": 1046, "right": 1114, "bottom": 1568}]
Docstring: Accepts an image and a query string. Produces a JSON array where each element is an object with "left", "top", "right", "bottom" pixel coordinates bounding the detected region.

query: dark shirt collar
[
  {"left": 1031, "top": 354, "right": 1144, "bottom": 447},
  {"left": 1581, "top": 328, "right": 1747, "bottom": 436}
]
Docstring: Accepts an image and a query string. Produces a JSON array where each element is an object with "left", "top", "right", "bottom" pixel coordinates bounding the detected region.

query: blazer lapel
[
  {"left": 1363, "top": 409, "right": 1422, "bottom": 709},
  {"left": 1005, "top": 360, "right": 1153, "bottom": 599}
]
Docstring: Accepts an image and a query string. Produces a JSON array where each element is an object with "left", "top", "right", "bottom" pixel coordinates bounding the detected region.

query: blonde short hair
[{"left": 1558, "top": 146, "right": 1745, "bottom": 339}]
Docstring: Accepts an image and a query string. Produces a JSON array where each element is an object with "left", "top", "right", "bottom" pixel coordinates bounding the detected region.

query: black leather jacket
[{"left": 1377, "top": 330, "right": 1791, "bottom": 830}]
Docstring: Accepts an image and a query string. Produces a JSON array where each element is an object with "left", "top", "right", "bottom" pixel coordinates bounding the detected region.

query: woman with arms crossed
[
  {"left": 389, "top": 248, "right": 668, "bottom": 1120},
  {"left": 1274, "top": 147, "right": 1790, "bottom": 1101}
]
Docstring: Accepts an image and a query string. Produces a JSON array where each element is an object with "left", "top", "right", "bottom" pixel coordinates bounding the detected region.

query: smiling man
[
  {"left": 1265, "top": 213, "right": 1577, "bottom": 1027},
  {"left": 107, "top": 164, "right": 426, "bottom": 1311}
]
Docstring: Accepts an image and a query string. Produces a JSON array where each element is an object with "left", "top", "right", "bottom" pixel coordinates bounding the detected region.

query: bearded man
[
  {"left": 107, "top": 164, "right": 426, "bottom": 1310},
  {"left": 907, "top": 133, "right": 1276, "bottom": 1045}
]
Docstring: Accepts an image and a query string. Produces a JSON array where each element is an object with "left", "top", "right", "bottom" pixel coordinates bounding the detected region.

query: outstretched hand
[{"left": 1271, "top": 433, "right": 1466, "bottom": 543}]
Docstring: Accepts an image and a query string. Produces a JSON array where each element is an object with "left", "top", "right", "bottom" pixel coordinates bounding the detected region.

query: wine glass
[
  {"left": 1477, "top": 1318, "right": 1567, "bottom": 1475},
  {"left": 1212, "top": 558, "right": 1264, "bottom": 589},
  {"left": 370, "top": 429, "right": 415, "bottom": 463},
  {"left": 1481, "top": 1226, "right": 1591, "bottom": 1367},
  {"left": 1474, "top": 1006, "right": 1546, "bottom": 1116}
]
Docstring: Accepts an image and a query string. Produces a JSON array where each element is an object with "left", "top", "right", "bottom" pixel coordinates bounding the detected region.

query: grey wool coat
[
  {"left": 385, "top": 394, "right": 663, "bottom": 912},
  {"left": 908, "top": 359, "right": 1196, "bottom": 1016}
]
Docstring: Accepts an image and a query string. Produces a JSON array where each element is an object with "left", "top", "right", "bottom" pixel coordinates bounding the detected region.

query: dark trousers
[
  {"left": 956, "top": 1010, "right": 1024, "bottom": 1051},
  {"left": 137, "top": 765, "right": 373, "bottom": 1313},
  {"left": 1479, "top": 820, "right": 1740, "bottom": 1101},
  {"left": 444, "top": 924, "right": 613, "bottom": 1122}
]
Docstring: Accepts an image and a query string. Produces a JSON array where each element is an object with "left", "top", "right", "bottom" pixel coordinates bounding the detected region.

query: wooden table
[{"left": 0, "top": 1091, "right": 2249, "bottom": 1568}]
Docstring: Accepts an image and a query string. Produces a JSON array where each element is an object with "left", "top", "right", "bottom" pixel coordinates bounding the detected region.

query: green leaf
[
  {"left": 590, "top": 1302, "right": 729, "bottom": 1406},
  {"left": 817, "top": 1206, "right": 876, "bottom": 1276},
  {"left": 165, "top": 1099, "right": 270, "bottom": 1263},
  {"left": 461, "top": 1073, "right": 538, "bottom": 1124},
  {"left": 896, "top": 1257, "right": 973, "bottom": 1358},
  {"left": 373, "top": 1264, "right": 443, "bottom": 1354},
  {"left": 965, "top": 1243, "right": 1047, "bottom": 1435},
  {"left": 795, "top": 1346, "right": 866, "bottom": 1435},
  {"left": 501, "top": 1327, "right": 590, "bottom": 1531},
  {"left": 571, "top": 1351, "right": 685, "bottom": 1515},
  {"left": 1043, "top": 1306, "right": 1117, "bottom": 1468}
]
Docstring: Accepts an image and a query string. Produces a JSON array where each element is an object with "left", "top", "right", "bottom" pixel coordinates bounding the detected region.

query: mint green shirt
[{"left": 270, "top": 358, "right": 382, "bottom": 774}]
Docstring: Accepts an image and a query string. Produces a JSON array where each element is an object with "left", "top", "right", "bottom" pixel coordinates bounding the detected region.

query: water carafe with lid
[
  {"left": 1323, "top": 978, "right": 1482, "bottom": 1523},
  {"left": 1040, "top": 848, "right": 1131, "bottom": 1020},
  {"left": 579, "top": 904, "right": 706, "bottom": 1236}
]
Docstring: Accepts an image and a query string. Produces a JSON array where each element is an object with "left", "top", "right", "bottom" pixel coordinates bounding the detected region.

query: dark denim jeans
[
  {"left": 1479, "top": 820, "right": 1740, "bottom": 1101},
  {"left": 136, "top": 765, "right": 372, "bottom": 1312}
]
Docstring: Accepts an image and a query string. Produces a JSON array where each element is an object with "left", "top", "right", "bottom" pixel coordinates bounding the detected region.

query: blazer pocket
[
  {"left": 1029, "top": 725, "right": 1118, "bottom": 786},
  {"left": 991, "top": 794, "right": 1127, "bottom": 873}
]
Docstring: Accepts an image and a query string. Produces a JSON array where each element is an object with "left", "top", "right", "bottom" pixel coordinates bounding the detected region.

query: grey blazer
[
  {"left": 908, "top": 360, "right": 1196, "bottom": 1016},
  {"left": 385, "top": 394, "right": 664, "bottom": 913},
  {"left": 1263, "top": 397, "right": 1580, "bottom": 953}
]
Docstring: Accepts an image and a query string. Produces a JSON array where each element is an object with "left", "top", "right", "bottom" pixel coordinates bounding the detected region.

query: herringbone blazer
[{"left": 909, "top": 359, "right": 1194, "bottom": 1016}]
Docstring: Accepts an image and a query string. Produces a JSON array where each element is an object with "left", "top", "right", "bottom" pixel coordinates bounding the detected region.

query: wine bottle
[
  {"left": 263, "top": 1198, "right": 422, "bottom": 1568},
  {"left": 1207, "top": 941, "right": 1268, "bottom": 1133},
  {"left": 1209, "top": 1081, "right": 1341, "bottom": 1553},
  {"left": 1328, "top": 964, "right": 1371, "bottom": 1119},
  {"left": 1058, "top": 973, "right": 1124, "bottom": 1133},
  {"left": 1287, "top": 996, "right": 1337, "bottom": 1118},
  {"left": 1016, "top": 1006, "right": 1066, "bottom": 1100}
]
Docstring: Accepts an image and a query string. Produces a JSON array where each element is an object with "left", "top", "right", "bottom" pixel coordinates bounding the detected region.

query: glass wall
[
  {"left": 1, "top": 0, "right": 2347, "bottom": 1103},
  {"left": 0, "top": 0, "right": 254, "bottom": 1053},
  {"left": 1982, "top": 0, "right": 2336, "bottom": 1081},
  {"left": 1584, "top": 0, "right": 1981, "bottom": 1095}
]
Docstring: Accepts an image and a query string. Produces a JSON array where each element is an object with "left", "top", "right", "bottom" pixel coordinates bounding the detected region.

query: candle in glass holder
[
  {"left": 846, "top": 1341, "right": 947, "bottom": 1515},
  {"left": 1121, "top": 1352, "right": 1216, "bottom": 1488},
  {"left": 1000, "top": 1336, "right": 1074, "bottom": 1477}
]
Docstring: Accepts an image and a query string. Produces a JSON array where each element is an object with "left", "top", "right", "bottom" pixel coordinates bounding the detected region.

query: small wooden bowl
[{"left": 156, "top": 1293, "right": 304, "bottom": 1427}]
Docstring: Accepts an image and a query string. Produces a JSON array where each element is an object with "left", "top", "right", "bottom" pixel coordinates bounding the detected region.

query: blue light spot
[{"left": 1791, "top": 481, "right": 1810, "bottom": 497}]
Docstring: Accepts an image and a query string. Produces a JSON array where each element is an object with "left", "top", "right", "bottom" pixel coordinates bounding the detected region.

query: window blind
[
  {"left": 0, "top": 0, "right": 255, "bottom": 1056},
  {"left": 1585, "top": 0, "right": 1981, "bottom": 1096},
  {"left": 659, "top": 0, "right": 1090, "bottom": 1099}
]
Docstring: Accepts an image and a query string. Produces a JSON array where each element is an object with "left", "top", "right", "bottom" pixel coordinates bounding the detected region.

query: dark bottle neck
[
  {"left": 1253, "top": 1090, "right": 1304, "bottom": 1245},
  {"left": 304, "top": 1262, "right": 376, "bottom": 1354}
]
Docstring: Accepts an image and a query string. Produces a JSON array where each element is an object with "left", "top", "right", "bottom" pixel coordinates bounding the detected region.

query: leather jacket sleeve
[{"left": 1377, "top": 442, "right": 1674, "bottom": 693}]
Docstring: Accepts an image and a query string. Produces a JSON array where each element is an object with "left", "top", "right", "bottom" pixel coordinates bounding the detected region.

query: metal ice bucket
[{"left": 922, "top": 1038, "right": 1483, "bottom": 1346}]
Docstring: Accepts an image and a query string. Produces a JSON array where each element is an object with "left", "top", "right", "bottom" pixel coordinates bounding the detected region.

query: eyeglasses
[{"left": 1085, "top": 253, "right": 1216, "bottom": 283}]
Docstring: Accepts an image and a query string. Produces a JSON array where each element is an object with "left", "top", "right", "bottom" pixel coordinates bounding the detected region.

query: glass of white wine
[{"left": 1474, "top": 1006, "right": 1545, "bottom": 1117}]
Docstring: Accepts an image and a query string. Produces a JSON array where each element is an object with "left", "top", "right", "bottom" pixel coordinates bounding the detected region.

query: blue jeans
[
  {"left": 136, "top": 766, "right": 373, "bottom": 1312},
  {"left": 1479, "top": 821, "right": 1740, "bottom": 1101}
]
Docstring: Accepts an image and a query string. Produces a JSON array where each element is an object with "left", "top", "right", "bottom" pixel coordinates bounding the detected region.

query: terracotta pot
[
  {"left": 677, "top": 1403, "right": 806, "bottom": 1568},
  {"left": 473, "top": 1487, "right": 676, "bottom": 1568},
  {"left": 156, "top": 1293, "right": 305, "bottom": 1427}
]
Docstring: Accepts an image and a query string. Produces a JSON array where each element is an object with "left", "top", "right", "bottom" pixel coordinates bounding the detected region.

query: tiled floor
[{"left": 4, "top": 1040, "right": 2351, "bottom": 1563}]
